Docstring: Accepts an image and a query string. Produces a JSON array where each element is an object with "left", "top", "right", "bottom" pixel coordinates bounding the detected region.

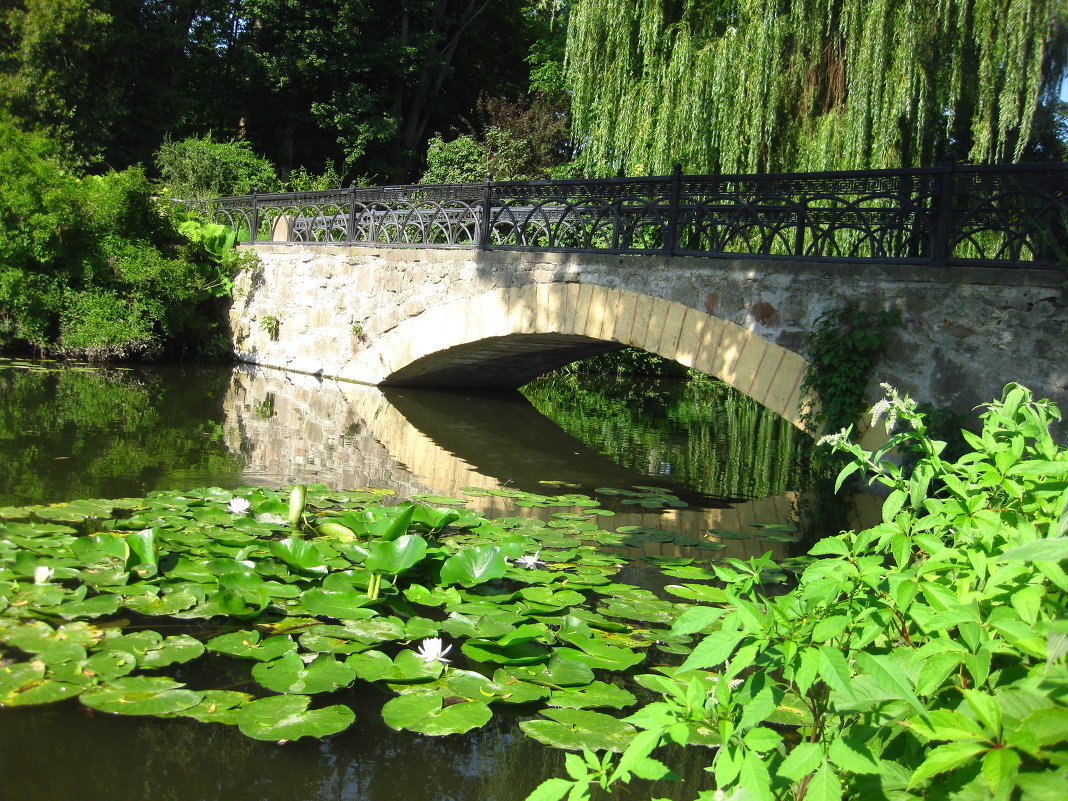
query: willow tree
[{"left": 565, "top": 0, "right": 1067, "bottom": 175}]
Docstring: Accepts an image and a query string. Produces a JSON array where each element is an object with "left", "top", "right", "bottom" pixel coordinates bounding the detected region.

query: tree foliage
[{"left": 566, "top": 0, "right": 1068, "bottom": 176}]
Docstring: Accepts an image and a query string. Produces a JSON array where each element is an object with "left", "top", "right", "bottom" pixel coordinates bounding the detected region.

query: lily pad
[
  {"left": 207, "top": 630, "right": 297, "bottom": 661},
  {"left": 381, "top": 692, "right": 493, "bottom": 735},
  {"left": 519, "top": 708, "right": 636, "bottom": 752},
  {"left": 439, "top": 545, "right": 507, "bottom": 587},
  {"left": 80, "top": 676, "right": 203, "bottom": 716},
  {"left": 236, "top": 694, "right": 355, "bottom": 741},
  {"left": 252, "top": 652, "right": 356, "bottom": 694},
  {"left": 547, "top": 681, "right": 637, "bottom": 710},
  {"left": 299, "top": 587, "right": 373, "bottom": 619},
  {"left": 175, "top": 690, "right": 254, "bottom": 725}
]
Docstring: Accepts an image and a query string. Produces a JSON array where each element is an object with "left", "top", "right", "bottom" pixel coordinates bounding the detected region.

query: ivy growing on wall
[{"left": 800, "top": 302, "right": 902, "bottom": 434}]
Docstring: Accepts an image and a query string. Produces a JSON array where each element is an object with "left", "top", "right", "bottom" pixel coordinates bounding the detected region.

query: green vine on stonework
[{"left": 800, "top": 302, "right": 902, "bottom": 435}]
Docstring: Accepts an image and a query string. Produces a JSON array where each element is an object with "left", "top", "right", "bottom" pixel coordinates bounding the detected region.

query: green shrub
[
  {"left": 0, "top": 120, "right": 240, "bottom": 360},
  {"left": 529, "top": 383, "right": 1068, "bottom": 801},
  {"left": 155, "top": 135, "right": 279, "bottom": 203},
  {"left": 421, "top": 133, "right": 487, "bottom": 184},
  {"left": 59, "top": 289, "right": 160, "bottom": 359}
]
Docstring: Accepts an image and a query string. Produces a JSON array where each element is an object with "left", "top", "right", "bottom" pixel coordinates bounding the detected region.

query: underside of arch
[
  {"left": 352, "top": 284, "right": 810, "bottom": 429},
  {"left": 382, "top": 334, "right": 624, "bottom": 388}
]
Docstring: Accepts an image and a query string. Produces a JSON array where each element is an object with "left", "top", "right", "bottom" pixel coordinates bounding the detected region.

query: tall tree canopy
[
  {"left": 0, "top": 0, "right": 539, "bottom": 179},
  {"left": 566, "top": 0, "right": 1068, "bottom": 176}
]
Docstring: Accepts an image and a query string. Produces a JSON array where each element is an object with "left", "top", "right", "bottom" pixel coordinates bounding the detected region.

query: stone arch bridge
[{"left": 229, "top": 245, "right": 1066, "bottom": 433}]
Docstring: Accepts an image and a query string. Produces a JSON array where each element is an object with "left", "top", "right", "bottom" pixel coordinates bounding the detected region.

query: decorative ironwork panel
[{"left": 212, "top": 163, "right": 1067, "bottom": 269}]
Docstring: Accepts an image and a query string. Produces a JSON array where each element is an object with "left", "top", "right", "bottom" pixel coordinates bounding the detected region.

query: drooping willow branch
[{"left": 566, "top": 0, "right": 1066, "bottom": 176}]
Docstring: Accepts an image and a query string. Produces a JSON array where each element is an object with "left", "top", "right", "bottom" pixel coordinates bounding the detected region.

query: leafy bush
[
  {"left": 155, "top": 135, "right": 279, "bottom": 203},
  {"left": 421, "top": 133, "right": 487, "bottom": 184},
  {"left": 530, "top": 383, "right": 1068, "bottom": 801},
  {"left": 0, "top": 119, "right": 241, "bottom": 360}
]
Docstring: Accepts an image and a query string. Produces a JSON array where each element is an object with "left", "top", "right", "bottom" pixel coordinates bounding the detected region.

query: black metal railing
[{"left": 211, "top": 162, "right": 1068, "bottom": 268}]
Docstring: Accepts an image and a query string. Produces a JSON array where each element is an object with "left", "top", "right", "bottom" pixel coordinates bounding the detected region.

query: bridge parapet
[{"left": 215, "top": 162, "right": 1068, "bottom": 269}]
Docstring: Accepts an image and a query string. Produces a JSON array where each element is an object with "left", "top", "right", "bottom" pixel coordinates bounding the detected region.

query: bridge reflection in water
[{"left": 223, "top": 366, "right": 878, "bottom": 559}]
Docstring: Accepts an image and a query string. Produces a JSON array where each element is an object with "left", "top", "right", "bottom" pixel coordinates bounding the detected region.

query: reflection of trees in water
[
  {"left": 0, "top": 365, "right": 241, "bottom": 505},
  {"left": 522, "top": 374, "right": 806, "bottom": 500}
]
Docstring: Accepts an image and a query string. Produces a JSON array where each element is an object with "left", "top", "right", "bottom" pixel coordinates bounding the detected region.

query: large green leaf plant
[{"left": 530, "top": 383, "right": 1068, "bottom": 801}]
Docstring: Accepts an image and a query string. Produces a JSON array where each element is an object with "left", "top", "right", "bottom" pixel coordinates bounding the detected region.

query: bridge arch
[{"left": 342, "top": 284, "right": 809, "bottom": 430}]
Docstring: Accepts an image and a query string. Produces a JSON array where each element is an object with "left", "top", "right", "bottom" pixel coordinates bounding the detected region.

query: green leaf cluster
[{"left": 529, "top": 382, "right": 1068, "bottom": 801}]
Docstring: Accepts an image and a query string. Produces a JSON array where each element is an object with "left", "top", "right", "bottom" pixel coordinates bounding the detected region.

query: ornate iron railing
[{"left": 212, "top": 162, "right": 1067, "bottom": 268}]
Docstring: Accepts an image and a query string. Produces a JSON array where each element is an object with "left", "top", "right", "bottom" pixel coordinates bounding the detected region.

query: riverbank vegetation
[
  {"left": 0, "top": 383, "right": 1065, "bottom": 799},
  {"left": 0, "top": 116, "right": 245, "bottom": 360}
]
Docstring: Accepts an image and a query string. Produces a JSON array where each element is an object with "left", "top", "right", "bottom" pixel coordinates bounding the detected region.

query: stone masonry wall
[{"left": 230, "top": 245, "right": 1068, "bottom": 430}]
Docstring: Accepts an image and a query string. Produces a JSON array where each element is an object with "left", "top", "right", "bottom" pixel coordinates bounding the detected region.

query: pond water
[{"left": 0, "top": 359, "right": 873, "bottom": 800}]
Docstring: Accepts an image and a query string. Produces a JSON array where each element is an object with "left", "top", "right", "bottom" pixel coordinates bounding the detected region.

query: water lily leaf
[
  {"left": 554, "top": 632, "right": 646, "bottom": 671},
  {"left": 403, "top": 616, "right": 439, "bottom": 640},
  {"left": 268, "top": 538, "right": 327, "bottom": 575},
  {"left": 381, "top": 692, "right": 492, "bottom": 735},
  {"left": 520, "top": 708, "right": 636, "bottom": 752},
  {"left": 599, "top": 598, "right": 680, "bottom": 624},
  {"left": 403, "top": 583, "right": 461, "bottom": 607},
  {"left": 252, "top": 652, "right": 357, "bottom": 694},
  {"left": 508, "top": 655, "right": 596, "bottom": 687},
  {"left": 658, "top": 565, "right": 720, "bottom": 581},
  {"left": 83, "top": 649, "right": 139, "bottom": 680},
  {"left": 300, "top": 587, "right": 374, "bottom": 619},
  {"left": 3, "top": 675, "right": 86, "bottom": 706},
  {"left": 217, "top": 570, "right": 271, "bottom": 618},
  {"left": 0, "top": 661, "right": 45, "bottom": 692},
  {"left": 372, "top": 504, "right": 416, "bottom": 541},
  {"left": 547, "top": 681, "right": 637, "bottom": 710},
  {"left": 518, "top": 586, "right": 587, "bottom": 612},
  {"left": 122, "top": 528, "right": 159, "bottom": 578},
  {"left": 122, "top": 589, "right": 198, "bottom": 615},
  {"left": 311, "top": 616, "right": 406, "bottom": 644},
  {"left": 410, "top": 494, "right": 468, "bottom": 506},
  {"left": 137, "top": 634, "right": 205, "bottom": 668},
  {"left": 237, "top": 694, "right": 355, "bottom": 741},
  {"left": 441, "top": 611, "right": 517, "bottom": 640},
  {"left": 344, "top": 649, "right": 395, "bottom": 682},
  {"left": 207, "top": 630, "right": 297, "bottom": 661},
  {"left": 80, "top": 676, "right": 203, "bottom": 716},
  {"left": 461, "top": 638, "right": 550, "bottom": 665},
  {"left": 439, "top": 545, "right": 507, "bottom": 587},
  {"left": 346, "top": 648, "right": 444, "bottom": 683},
  {"left": 364, "top": 534, "right": 428, "bottom": 575},
  {"left": 71, "top": 534, "right": 129, "bottom": 564},
  {"left": 298, "top": 631, "right": 375, "bottom": 655},
  {"left": 486, "top": 669, "right": 553, "bottom": 704},
  {"left": 43, "top": 593, "right": 121, "bottom": 620},
  {"left": 176, "top": 690, "right": 253, "bottom": 724},
  {"left": 409, "top": 505, "right": 461, "bottom": 534},
  {"left": 664, "top": 584, "right": 730, "bottom": 603}
]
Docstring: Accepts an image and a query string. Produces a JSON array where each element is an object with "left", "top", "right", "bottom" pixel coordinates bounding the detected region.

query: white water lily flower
[
  {"left": 414, "top": 637, "right": 452, "bottom": 664},
  {"left": 227, "top": 497, "right": 252, "bottom": 515},
  {"left": 514, "top": 550, "right": 544, "bottom": 569},
  {"left": 34, "top": 565, "right": 54, "bottom": 584}
]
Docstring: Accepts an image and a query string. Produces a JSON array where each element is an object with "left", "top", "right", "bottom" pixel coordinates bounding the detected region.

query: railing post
[
  {"left": 479, "top": 172, "right": 493, "bottom": 250},
  {"left": 932, "top": 159, "right": 956, "bottom": 266},
  {"left": 250, "top": 189, "right": 259, "bottom": 244},
  {"left": 348, "top": 181, "right": 357, "bottom": 243},
  {"left": 666, "top": 163, "right": 682, "bottom": 255}
]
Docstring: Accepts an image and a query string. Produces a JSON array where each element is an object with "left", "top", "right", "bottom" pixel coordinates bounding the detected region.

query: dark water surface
[{"left": 0, "top": 360, "right": 865, "bottom": 801}]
